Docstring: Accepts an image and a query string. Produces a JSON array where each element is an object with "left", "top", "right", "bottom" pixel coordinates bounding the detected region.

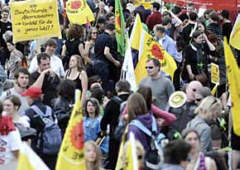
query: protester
[
  {"left": 121, "top": 86, "right": 176, "bottom": 127},
  {"left": 94, "top": 23, "right": 121, "bottom": 92},
  {"left": 65, "top": 54, "right": 88, "bottom": 105},
  {"left": 23, "top": 86, "right": 61, "bottom": 170},
  {"left": 29, "top": 52, "right": 60, "bottom": 106},
  {"left": 146, "top": 2, "right": 162, "bottom": 31},
  {"left": 83, "top": 97, "right": 101, "bottom": 142},
  {"left": 84, "top": 27, "right": 99, "bottom": 67},
  {"left": 0, "top": 100, "right": 21, "bottom": 169},
  {"left": 1, "top": 0, "right": 239, "bottom": 169},
  {"left": 158, "top": 139, "right": 192, "bottom": 170},
  {"left": 3, "top": 95, "right": 29, "bottom": 127},
  {"left": 127, "top": 92, "right": 150, "bottom": 151},
  {"left": 61, "top": 24, "right": 85, "bottom": 69},
  {"left": 84, "top": 141, "right": 103, "bottom": 170},
  {"left": 139, "top": 58, "right": 175, "bottom": 111},
  {"left": 100, "top": 80, "right": 131, "bottom": 169},
  {"left": 5, "top": 38, "right": 23, "bottom": 79},
  {"left": 52, "top": 79, "right": 75, "bottom": 136},
  {"left": 187, "top": 96, "right": 222, "bottom": 153},
  {"left": 1, "top": 67, "right": 30, "bottom": 115},
  {"left": 182, "top": 128, "right": 217, "bottom": 170},
  {"left": 153, "top": 25, "right": 180, "bottom": 63},
  {"left": 29, "top": 39, "right": 65, "bottom": 78}
]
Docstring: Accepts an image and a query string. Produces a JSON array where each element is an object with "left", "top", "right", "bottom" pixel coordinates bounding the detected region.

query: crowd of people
[{"left": 0, "top": 0, "right": 240, "bottom": 169}]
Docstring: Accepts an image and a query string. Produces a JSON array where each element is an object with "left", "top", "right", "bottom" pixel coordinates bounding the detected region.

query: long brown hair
[
  {"left": 70, "top": 54, "right": 84, "bottom": 72},
  {"left": 127, "top": 93, "right": 148, "bottom": 122}
]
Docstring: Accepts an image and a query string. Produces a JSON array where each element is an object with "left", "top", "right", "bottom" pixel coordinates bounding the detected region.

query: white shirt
[
  {"left": 29, "top": 54, "right": 65, "bottom": 78},
  {"left": 0, "top": 130, "right": 21, "bottom": 165}
]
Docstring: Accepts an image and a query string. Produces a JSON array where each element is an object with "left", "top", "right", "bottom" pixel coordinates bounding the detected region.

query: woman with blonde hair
[
  {"left": 186, "top": 96, "right": 222, "bottom": 153},
  {"left": 65, "top": 55, "right": 88, "bottom": 105},
  {"left": 84, "top": 140, "right": 103, "bottom": 170}
]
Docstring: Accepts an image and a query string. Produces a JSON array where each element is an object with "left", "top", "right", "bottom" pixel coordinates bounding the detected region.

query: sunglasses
[
  {"left": 92, "top": 32, "right": 98, "bottom": 34},
  {"left": 145, "top": 66, "right": 154, "bottom": 69}
]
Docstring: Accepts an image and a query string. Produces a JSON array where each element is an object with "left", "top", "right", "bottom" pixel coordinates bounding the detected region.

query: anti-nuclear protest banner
[{"left": 10, "top": 0, "right": 61, "bottom": 43}]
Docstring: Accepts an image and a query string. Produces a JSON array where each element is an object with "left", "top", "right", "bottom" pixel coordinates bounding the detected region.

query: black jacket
[{"left": 100, "top": 93, "right": 129, "bottom": 135}]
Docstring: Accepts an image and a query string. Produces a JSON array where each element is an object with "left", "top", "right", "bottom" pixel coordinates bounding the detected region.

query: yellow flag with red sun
[
  {"left": 66, "top": 0, "right": 94, "bottom": 25},
  {"left": 135, "top": 30, "right": 177, "bottom": 84},
  {"left": 56, "top": 91, "right": 86, "bottom": 170}
]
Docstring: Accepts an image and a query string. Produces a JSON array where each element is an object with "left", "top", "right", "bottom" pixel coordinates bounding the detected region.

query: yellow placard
[
  {"left": 211, "top": 63, "right": 220, "bottom": 84},
  {"left": 10, "top": 0, "right": 61, "bottom": 43}
]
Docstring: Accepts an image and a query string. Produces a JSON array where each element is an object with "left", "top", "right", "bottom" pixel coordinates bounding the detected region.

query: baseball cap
[{"left": 22, "top": 87, "right": 42, "bottom": 99}]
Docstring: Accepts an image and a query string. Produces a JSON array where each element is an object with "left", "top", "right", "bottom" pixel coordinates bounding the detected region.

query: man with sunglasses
[{"left": 139, "top": 58, "right": 175, "bottom": 111}]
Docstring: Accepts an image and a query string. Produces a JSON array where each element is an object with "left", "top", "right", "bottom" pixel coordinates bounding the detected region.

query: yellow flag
[
  {"left": 125, "top": 132, "right": 138, "bottom": 170},
  {"left": 130, "top": 14, "right": 143, "bottom": 50},
  {"left": 135, "top": 30, "right": 177, "bottom": 84},
  {"left": 66, "top": 0, "right": 95, "bottom": 25},
  {"left": 56, "top": 91, "right": 86, "bottom": 170},
  {"left": 224, "top": 38, "right": 240, "bottom": 136},
  {"left": 116, "top": 130, "right": 138, "bottom": 170},
  {"left": 230, "top": 14, "right": 240, "bottom": 50},
  {"left": 134, "top": 0, "right": 152, "bottom": 9},
  {"left": 18, "top": 143, "right": 49, "bottom": 170},
  {"left": 10, "top": 0, "right": 61, "bottom": 43},
  {"left": 211, "top": 83, "right": 218, "bottom": 96},
  {"left": 116, "top": 126, "right": 129, "bottom": 170}
]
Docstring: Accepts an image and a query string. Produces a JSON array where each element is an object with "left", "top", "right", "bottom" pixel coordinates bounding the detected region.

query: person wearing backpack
[
  {"left": 23, "top": 86, "right": 62, "bottom": 170},
  {"left": 100, "top": 80, "right": 131, "bottom": 170},
  {"left": 127, "top": 92, "right": 164, "bottom": 170}
]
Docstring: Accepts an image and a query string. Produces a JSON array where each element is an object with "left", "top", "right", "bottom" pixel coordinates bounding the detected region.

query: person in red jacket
[{"left": 146, "top": 2, "right": 162, "bottom": 32}]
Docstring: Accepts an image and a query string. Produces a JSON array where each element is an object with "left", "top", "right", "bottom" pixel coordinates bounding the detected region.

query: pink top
[{"left": 122, "top": 104, "right": 176, "bottom": 126}]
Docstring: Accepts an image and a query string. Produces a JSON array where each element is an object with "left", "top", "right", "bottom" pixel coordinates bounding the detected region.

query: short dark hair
[
  {"left": 162, "top": 16, "right": 172, "bottom": 26},
  {"left": 189, "top": 12, "right": 198, "bottom": 21},
  {"left": 14, "top": 67, "right": 30, "bottom": 79},
  {"left": 147, "top": 58, "right": 160, "bottom": 68},
  {"left": 152, "top": 2, "right": 160, "bottom": 11},
  {"left": 164, "top": 139, "right": 191, "bottom": 164},
  {"left": 90, "top": 87, "right": 105, "bottom": 104},
  {"left": 106, "top": 12, "right": 114, "bottom": 21},
  {"left": 154, "top": 25, "right": 165, "bottom": 33},
  {"left": 37, "top": 52, "right": 50, "bottom": 65},
  {"left": 105, "top": 23, "right": 115, "bottom": 31},
  {"left": 221, "top": 10, "right": 229, "bottom": 19},
  {"left": 115, "top": 80, "right": 131, "bottom": 93},
  {"left": 192, "top": 30, "right": 202, "bottom": 39},
  {"left": 172, "top": 6, "right": 181, "bottom": 15},
  {"left": 57, "top": 79, "right": 76, "bottom": 100},
  {"left": 45, "top": 39, "right": 57, "bottom": 48},
  {"left": 210, "top": 11, "right": 219, "bottom": 22},
  {"left": 97, "top": 16, "right": 106, "bottom": 24}
]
